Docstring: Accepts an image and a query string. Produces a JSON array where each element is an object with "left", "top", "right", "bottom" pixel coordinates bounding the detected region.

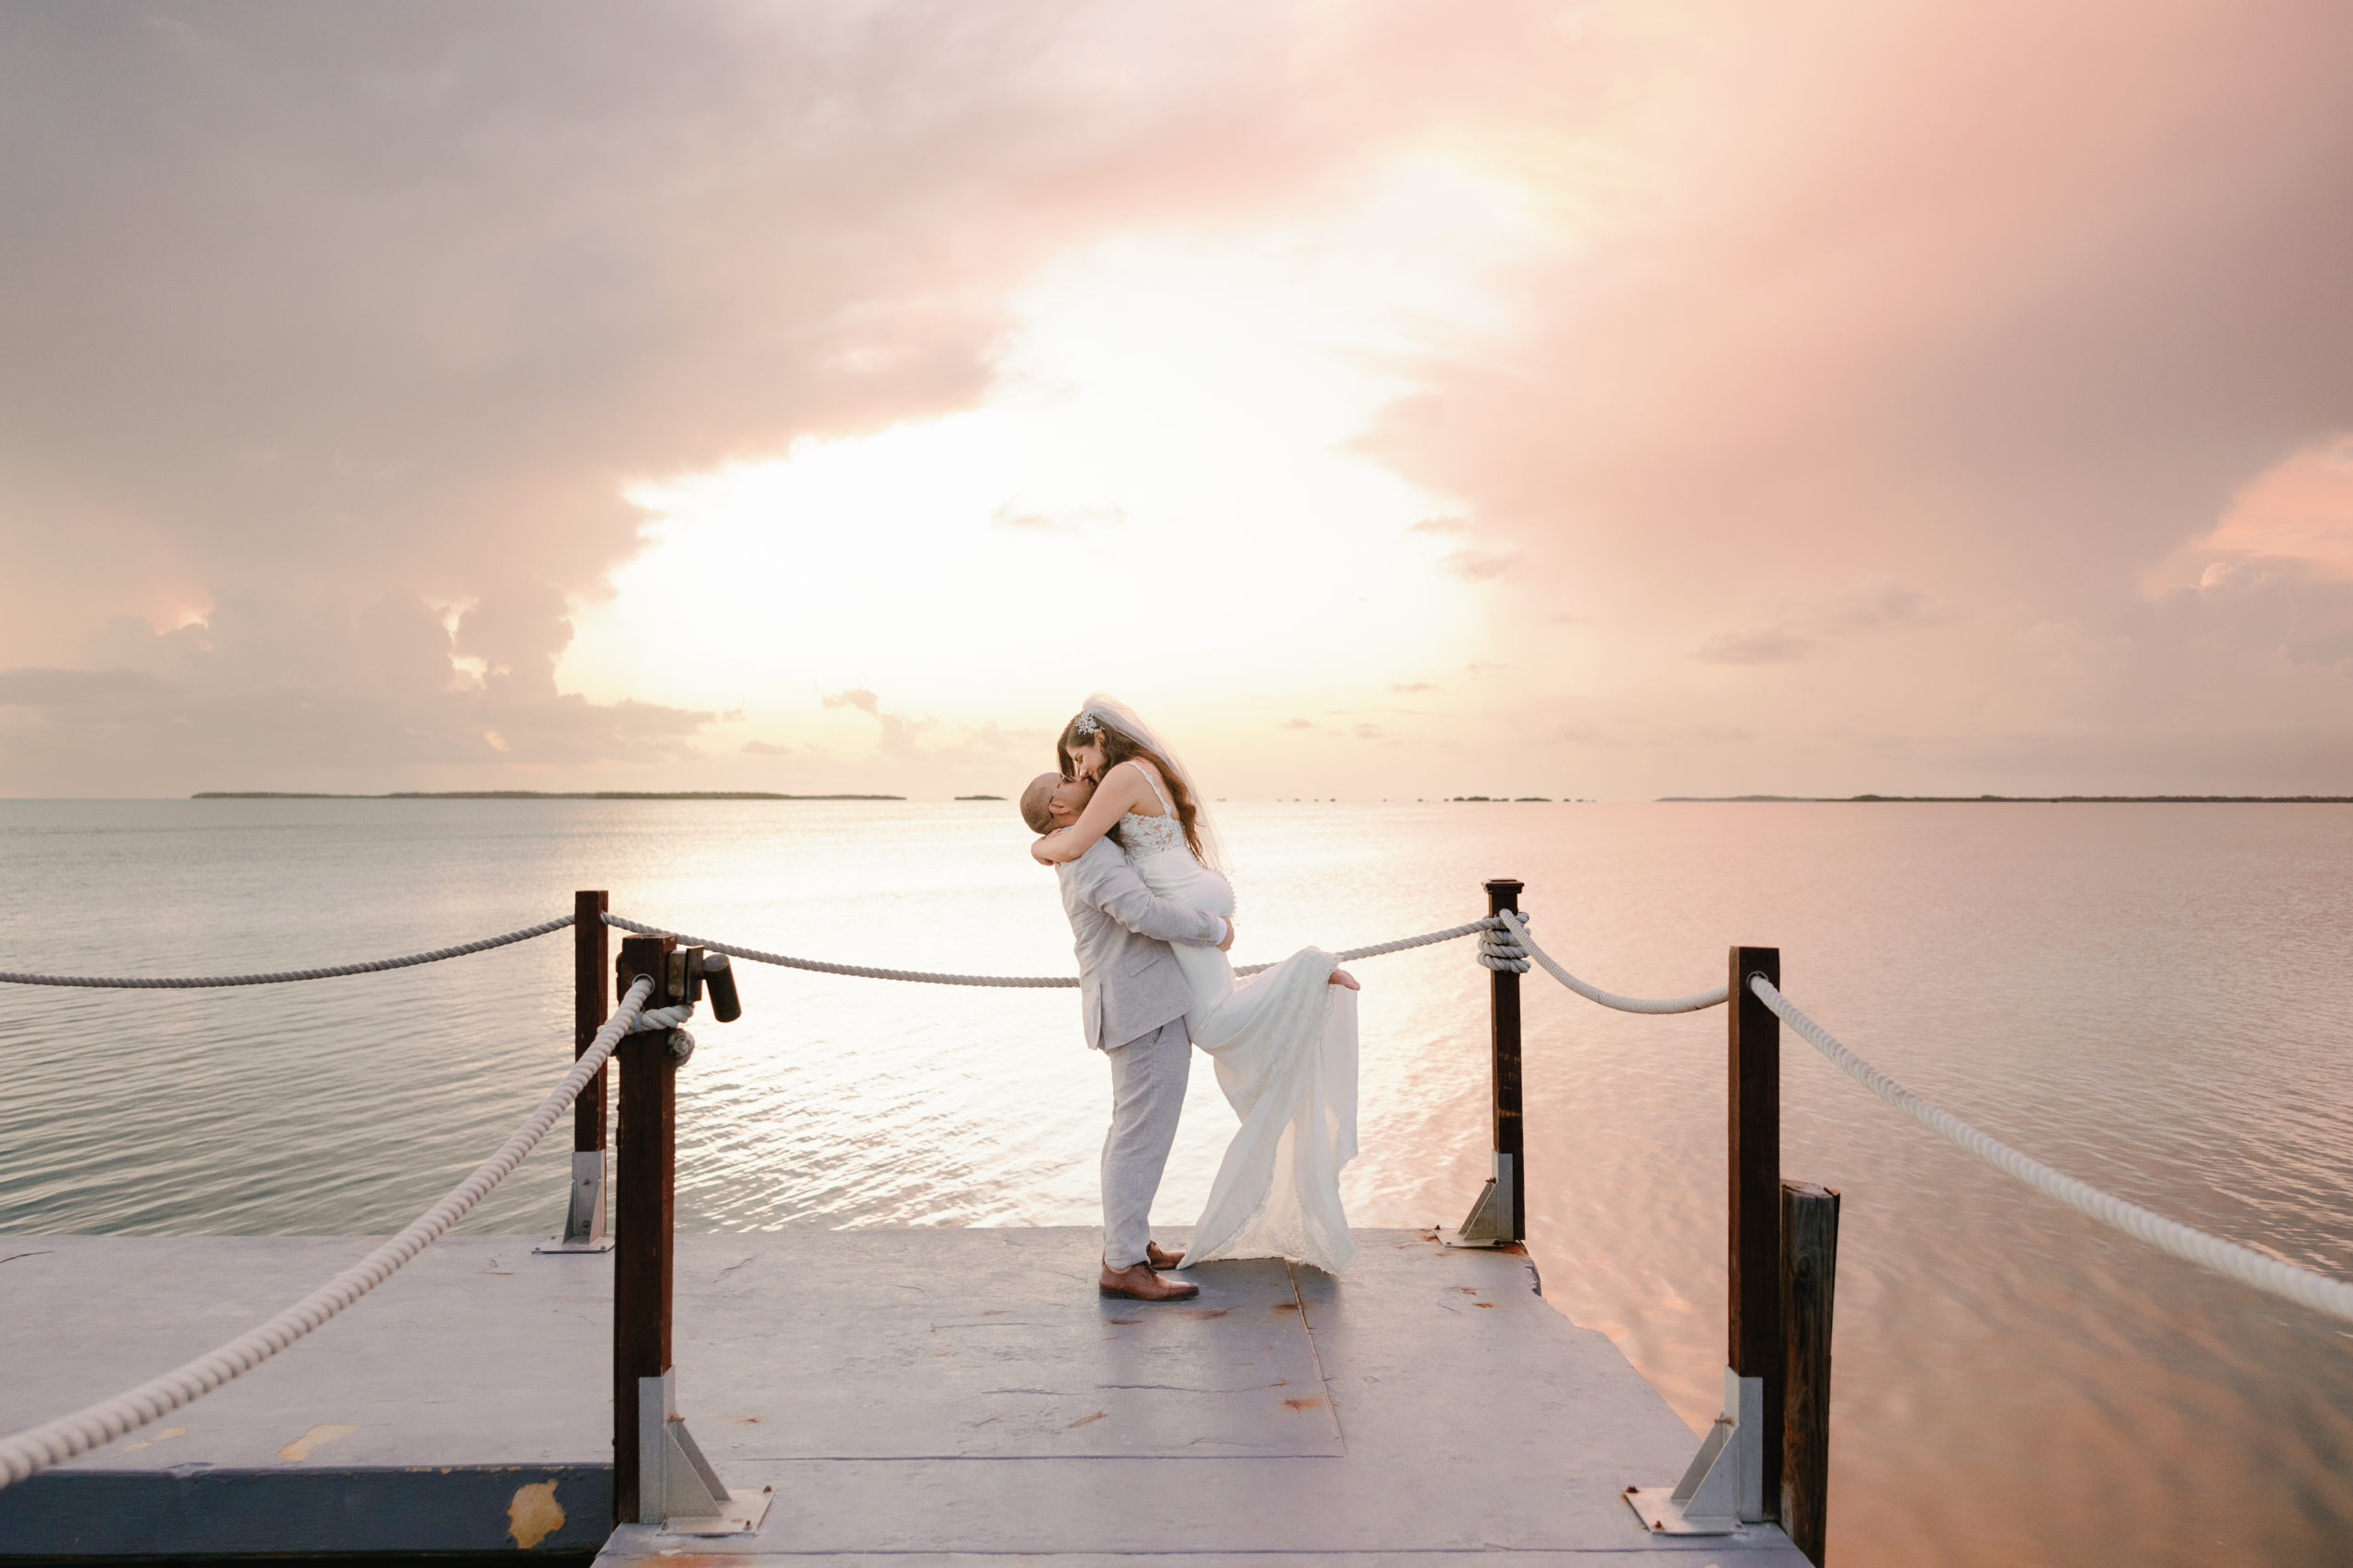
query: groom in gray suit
[{"left": 1022, "top": 769, "right": 1233, "bottom": 1301}]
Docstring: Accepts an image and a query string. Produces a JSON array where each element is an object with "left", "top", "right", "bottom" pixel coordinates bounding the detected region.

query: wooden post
[
  {"left": 1489, "top": 877, "right": 1526, "bottom": 1242},
  {"left": 1729, "top": 945, "right": 1782, "bottom": 1518},
  {"left": 557, "top": 891, "right": 611, "bottom": 1247},
  {"left": 1780, "top": 1180, "right": 1840, "bottom": 1566},
  {"left": 613, "top": 932, "right": 676, "bottom": 1525},
  {"left": 574, "top": 891, "right": 610, "bottom": 1152}
]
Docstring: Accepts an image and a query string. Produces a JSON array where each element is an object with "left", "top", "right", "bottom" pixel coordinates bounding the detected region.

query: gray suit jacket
[{"left": 1056, "top": 836, "right": 1225, "bottom": 1051}]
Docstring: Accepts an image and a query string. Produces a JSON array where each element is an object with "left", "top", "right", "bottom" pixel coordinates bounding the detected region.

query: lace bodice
[
  {"left": 1120, "top": 809, "right": 1188, "bottom": 858},
  {"left": 1115, "top": 760, "right": 1190, "bottom": 860}
]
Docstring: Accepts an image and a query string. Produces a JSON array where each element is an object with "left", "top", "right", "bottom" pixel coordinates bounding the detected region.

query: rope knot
[{"left": 1476, "top": 912, "right": 1532, "bottom": 972}]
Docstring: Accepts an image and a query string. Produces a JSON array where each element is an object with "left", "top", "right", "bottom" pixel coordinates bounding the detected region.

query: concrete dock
[{"left": 0, "top": 1229, "right": 1807, "bottom": 1563}]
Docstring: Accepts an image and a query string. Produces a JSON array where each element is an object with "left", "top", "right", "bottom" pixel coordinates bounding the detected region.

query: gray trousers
[{"left": 1100, "top": 1016, "right": 1192, "bottom": 1268}]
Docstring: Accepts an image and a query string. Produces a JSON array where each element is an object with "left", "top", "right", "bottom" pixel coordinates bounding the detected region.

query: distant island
[
  {"left": 954, "top": 794, "right": 1006, "bottom": 801},
  {"left": 1656, "top": 794, "right": 2353, "bottom": 804},
  {"left": 193, "top": 790, "right": 906, "bottom": 801}
]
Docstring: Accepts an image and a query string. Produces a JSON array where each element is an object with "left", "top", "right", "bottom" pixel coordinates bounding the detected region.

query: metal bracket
[
  {"left": 1443, "top": 1152, "right": 1515, "bottom": 1248},
  {"left": 636, "top": 1369, "right": 772, "bottom": 1535},
  {"left": 535, "top": 1150, "right": 614, "bottom": 1254},
  {"left": 1624, "top": 1367, "right": 1764, "bottom": 1535}
]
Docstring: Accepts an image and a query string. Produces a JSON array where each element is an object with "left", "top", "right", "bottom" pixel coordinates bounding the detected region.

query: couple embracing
[{"left": 1018, "top": 694, "right": 1361, "bottom": 1302}]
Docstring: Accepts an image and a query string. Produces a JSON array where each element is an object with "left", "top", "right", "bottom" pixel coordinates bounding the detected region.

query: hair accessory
[{"left": 1072, "top": 713, "right": 1102, "bottom": 739}]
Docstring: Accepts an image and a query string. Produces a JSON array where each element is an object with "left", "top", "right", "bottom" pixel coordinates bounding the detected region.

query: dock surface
[{"left": 1, "top": 1229, "right": 1805, "bottom": 1563}]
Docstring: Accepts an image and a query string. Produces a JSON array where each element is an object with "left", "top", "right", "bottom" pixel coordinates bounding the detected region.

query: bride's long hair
[{"left": 1058, "top": 711, "right": 1211, "bottom": 867}]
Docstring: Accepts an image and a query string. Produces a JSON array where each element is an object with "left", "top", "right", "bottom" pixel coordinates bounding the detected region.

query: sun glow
[{"left": 555, "top": 157, "right": 1547, "bottom": 780}]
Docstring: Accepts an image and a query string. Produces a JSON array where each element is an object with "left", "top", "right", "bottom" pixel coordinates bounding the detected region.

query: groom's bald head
[
  {"left": 1019, "top": 773, "right": 1062, "bottom": 834},
  {"left": 1020, "top": 771, "right": 1092, "bottom": 835}
]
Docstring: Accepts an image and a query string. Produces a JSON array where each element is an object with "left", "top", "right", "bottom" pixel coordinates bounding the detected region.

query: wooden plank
[
  {"left": 1728, "top": 944, "right": 1782, "bottom": 1512},
  {"left": 1780, "top": 1179, "right": 1840, "bottom": 1565}
]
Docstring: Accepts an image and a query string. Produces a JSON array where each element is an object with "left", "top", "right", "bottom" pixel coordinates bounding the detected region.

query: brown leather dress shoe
[
  {"left": 1146, "top": 1241, "right": 1186, "bottom": 1270},
  {"left": 1099, "top": 1262, "right": 1199, "bottom": 1301}
]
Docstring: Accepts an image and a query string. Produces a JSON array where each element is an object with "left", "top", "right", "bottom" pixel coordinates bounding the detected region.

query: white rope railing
[
  {"left": 1493, "top": 910, "right": 1729, "bottom": 1014},
  {"left": 0, "top": 916, "right": 574, "bottom": 989},
  {"left": 601, "top": 912, "right": 1500, "bottom": 987},
  {"left": 1245, "top": 917, "right": 1500, "bottom": 976},
  {"left": 0, "top": 975, "right": 660, "bottom": 1490},
  {"left": 1750, "top": 975, "right": 2353, "bottom": 1328}
]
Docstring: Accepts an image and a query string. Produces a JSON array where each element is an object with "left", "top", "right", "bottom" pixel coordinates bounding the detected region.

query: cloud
[
  {"left": 822, "top": 687, "right": 1043, "bottom": 779},
  {"left": 2143, "top": 436, "right": 2353, "bottom": 593},
  {"left": 1696, "top": 630, "right": 1812, "bottom": 665},
  {"left": 1279, "top": 717, "right": 1314, "bottom": 730},
  {"left": 989, "top": 503, "right": 1128, "bottom": 532},
  {"left": 1345, "top": 0, "right": 2353, "bottom": 790},
  {"left": 1441, "top": 549, "right": 1519, "bottom": 582},
  {"left": 0, "top": 667, "right": 169, "bottom": 706},
  {"left": 1824, "top": 583, "right": 1931, "bottom": 631},
  {"left": 0, "top": 0, "right": 1355, "bottom": 791},
  {"left": 6, "top": 1, "right": 2350, "bottom": 797}
]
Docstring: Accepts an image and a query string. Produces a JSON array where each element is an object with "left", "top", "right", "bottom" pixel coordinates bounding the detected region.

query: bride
[{"left": 1030, "top": 693, "right": 1362, "bottom": 1275}]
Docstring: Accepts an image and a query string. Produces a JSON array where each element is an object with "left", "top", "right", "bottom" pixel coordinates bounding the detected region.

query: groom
[{"left": 1021, "top": 768, "right": 1233, "bottom": 1302}]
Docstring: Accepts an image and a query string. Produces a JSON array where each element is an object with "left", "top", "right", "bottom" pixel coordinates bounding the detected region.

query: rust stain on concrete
[
  {"left": 506, "top": 1478, "right": 565, "bottom": 1550},
  {"left": 117, "top": 1425, "right": 188, "bottom": 1454},
  {"left": 1064, "top": 1410, "right": 1108, "bottom": 1428},
  {"left": 276, "top": 1423, "right": 358, "bottom": 1461}
]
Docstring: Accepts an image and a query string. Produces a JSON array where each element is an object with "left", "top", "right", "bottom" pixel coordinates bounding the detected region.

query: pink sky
[{"left": 3, "top": 1, "right": 2349, "bottom": 797}]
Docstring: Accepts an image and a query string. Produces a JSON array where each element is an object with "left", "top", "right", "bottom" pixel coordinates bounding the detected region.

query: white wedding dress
[{"left": 1112, "top": 765, "right": 1359, "bottom": 1276}]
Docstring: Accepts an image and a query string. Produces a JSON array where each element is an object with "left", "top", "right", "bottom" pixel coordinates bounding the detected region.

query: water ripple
[{"left": 2, "top": 798, "right": 2350, "bottom": 1564}]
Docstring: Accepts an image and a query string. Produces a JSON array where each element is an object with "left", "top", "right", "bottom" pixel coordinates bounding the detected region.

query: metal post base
[
  {"left": 1442, "top": 1153, "right": 1516, "bottom": 1248},
  {"left": 636, "top": 1370, "right": 772, "bottom": 1535},
  {"left": 1625, "top": 1366, "right": 1763, "bottom": 1535},
  {"left": 535, "top": 1150, "right": 614, "bottom": 1254}
]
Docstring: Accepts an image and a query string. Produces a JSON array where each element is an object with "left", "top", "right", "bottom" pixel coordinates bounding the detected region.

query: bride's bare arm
[{"left": 1034, "top": 766, "right": 1151, "bottom": 864}]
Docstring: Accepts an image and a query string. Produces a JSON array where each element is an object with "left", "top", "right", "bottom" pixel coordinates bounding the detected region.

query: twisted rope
[
  {"left": 0, "top": 976, "right": 658, "bottom": 1489},
  {"left": 0, "top": 916, "right": 574, "bottom": 990},
  {"left": 1477, "top": 921, "right": 1530, "bottom": 973},
  {"left": 1242, "top": 917, "right": 1501, "bottom": 976},
  {"left": 1497, "top": 911, "right": 1729, "bottom": 1014},
  {"left": 603, "top": 912, "right": 1499, "bottom": 987},
  {"left": 1751, "top": 975, "right": 2353, "bottom": 1328}
]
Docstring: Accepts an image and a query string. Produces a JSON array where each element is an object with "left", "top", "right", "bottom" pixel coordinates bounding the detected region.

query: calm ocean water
[{"left": 2, "top": 798, "right": 2349, "bottom": 1563}]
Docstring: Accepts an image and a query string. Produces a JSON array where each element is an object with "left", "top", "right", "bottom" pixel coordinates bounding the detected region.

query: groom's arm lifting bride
[{"left": 1021, "top": 769, "right": 1232, "bottom": 1302}]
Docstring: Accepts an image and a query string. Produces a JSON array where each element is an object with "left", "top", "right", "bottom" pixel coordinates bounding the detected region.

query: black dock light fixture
[{"left": 701, "top": 951, "right": 742, "bottom": 1022}]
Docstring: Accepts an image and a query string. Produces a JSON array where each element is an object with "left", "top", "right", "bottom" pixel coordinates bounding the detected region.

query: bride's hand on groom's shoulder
[{"left": 1217, "top": 919, "right": 1235, "bottom": 952}]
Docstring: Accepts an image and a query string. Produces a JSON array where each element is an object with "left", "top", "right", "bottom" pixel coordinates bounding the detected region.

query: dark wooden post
[
  {"left": 563, "top": 891, "right": 610, "bottom": 1245},
  {"left": 613, "top": 932, "right": 676, "bottom": 1525},
  {"left": 1489, "top": 877, "right": 1526, "bottom": 1242},
  {"left": 1780, "top": 1180, "right": 1840, "bottom": 1565},
  {"left": 1729, "top": 946, "right": 1783, "bottom": 1518},
  {"left": 574, "top": 891, "right": 610, "bottom": 1150}
]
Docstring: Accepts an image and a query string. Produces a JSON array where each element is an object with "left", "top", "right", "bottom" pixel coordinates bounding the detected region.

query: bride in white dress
[{"left": 1030, "top": 694, "right": 1361, "bottom": 1275}]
